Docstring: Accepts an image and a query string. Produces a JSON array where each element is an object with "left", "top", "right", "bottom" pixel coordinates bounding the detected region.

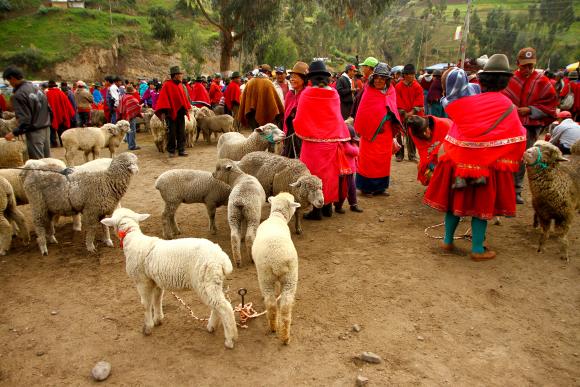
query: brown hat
[
  {"left": 259, "top": 64, "right": 272, "bottom": 73},
  {"left": 517, "top": 47, "right": 537, "bottom": 66},
  {"left": 288, "top": 61, "right": 308, "bottom": 76}
]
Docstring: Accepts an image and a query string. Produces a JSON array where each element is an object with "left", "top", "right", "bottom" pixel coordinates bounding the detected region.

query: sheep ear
[
  {"left": 268, "top": 196, "right": 274, "bottom": 204},
  {"left": 255, "top": 126, "right": 264, "bottom": 133},
  {"left": 101, "top": 217, "right": 116, "bottom": 227},
  {"left": 291, "top": 202, "right": 301, "bottom": 208},
  {"left": 557, "top": 155, "right": 569, "bottom": 162},
  {"left": 137, "top": 213, "right": 150, "bottom": 222},
  {"left": 289, "top": 180, "right": 301, "bottom": 188},
  {"left": 225, "top": 164, "right": 233, "bottom": 171}
]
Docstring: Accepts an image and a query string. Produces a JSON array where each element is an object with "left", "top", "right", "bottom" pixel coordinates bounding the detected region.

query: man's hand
[
  {"left": 4, "top": 132, "right": 14, "bottom": 141},
  {"left": 517, "top": 107, "right": 531, "bottom": 116}
]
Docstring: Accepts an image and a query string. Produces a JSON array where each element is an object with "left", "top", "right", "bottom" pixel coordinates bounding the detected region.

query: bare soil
[{"left": 1, "top": 132, "right": 579, "bottom": 386}]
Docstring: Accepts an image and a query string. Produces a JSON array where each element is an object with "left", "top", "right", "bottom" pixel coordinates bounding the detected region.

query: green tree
[
  {"left": 261, "top": 34, "right": 299, "bottom": 68},
  {"left": 148, "top": 7, "right": 175, "bottom": 44},
  {"left": 453, "top": 8, "right": 460, "bottom": 24}
]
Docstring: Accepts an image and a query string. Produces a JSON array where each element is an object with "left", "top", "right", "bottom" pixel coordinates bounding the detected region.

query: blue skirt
[{"left": 355, "top": 174, "right": 390, "bottom": 194}]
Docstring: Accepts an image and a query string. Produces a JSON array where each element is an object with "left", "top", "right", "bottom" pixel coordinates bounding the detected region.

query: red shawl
[
  {"left": 46, "top": 87, "right": 75, "bottom": 129},
  {"left": 117, "top": 94, "right": 142, "bottom": 121},
  {"left": 442, "top": 92, "right": 526, "bottom": 178},
  {"left": 0, "top": 94, "right": 6, "bottom": 112},
  {"left": 502, "top": 70, "right": 558, "bottom": 126},
  {"left": 294, "top": 87, "right": 350, "bottom": 142},
  {"left": 283, "top": 88, "right": 303, "bottom": 134},
  {"left": 354, "top": 84, "right": 401, "bottom": 142},
  {"left": 395, "top": 80, "right": 424, "bottom": 114},
  {"left": 155, "top": 80, "right": 191, "bottom": 120},
  {"left": 209, "top": 80, "right": 223, "bottom": 105},
  {"left": 412, "top": 116, "right": 452, "bottom": 185},
  {"left": 224, "top": 81, "right": 241, "bottom": 110}
]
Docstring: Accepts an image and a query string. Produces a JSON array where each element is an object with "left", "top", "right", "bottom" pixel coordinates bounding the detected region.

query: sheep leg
[
  {"left": 6, "top": 205, "right": 29, "bottom": 246},
  {"left": 32, "top": 212, "right": 51, "bottom": 256},
  {"left": 294, "top": 209, "right": 303, "bottom": 235},
  {"left": 72, "top": 213, "right": 82, "bottom": 232},
  {"left": 206, "top": 310, "right": 219, "bottom": 333},
  {"left": 47, "top": 217, "right": 58, "bottom": 244},
  {"left": 152, "top": 286, "right": 165, "bottom": 326},
  {"left": 101, "top": 223, "right": 113, "bottom": 247},
  {"left": 93, "top": 148, "right": 100, "bottom": 160},
  {"left": 136, "top": 281, "right": 155, "bottom": 335},
  {"left": 200, "top": 282, "right": 237, "bottom": 349},
  {"left": 262, "top": 285, "right": 278, "bottom": 334},
  {"left": 245, "top": 221, "right": 259, "bottom": 264},
  {"left": 161, "top": 202, "right": 180, "bottom": 239},
  {"left": 206, "top": 204, "right": 217, "bottom": 235},
  {"left": 65, "top": 149, "right": 75, "bottom": 166},
  {"left": 533, "top": 212, "right": 539, "bottom": 228},
  {"left": 83, "top": 150, "right": 90, "bottom": 163},
  {"left": 230, "top": 230, "right": 242, "bottom": 268},
  {"left": 537, "top": 219, "right": 551, "bottom": 254},
  {"left": 278, "top": 274, "right": 297, "bottom": 345},
  {"left": 0, "top": 214, "right": 12, "bottom": 255},
  {"left": 82, "top": 213, "right": 98, "bottom": 253},
  {"left": 554, "top": 220, "right": 571, "bottom": 262}
]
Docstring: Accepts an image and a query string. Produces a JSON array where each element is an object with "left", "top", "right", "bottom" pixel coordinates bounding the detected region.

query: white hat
[{"left": 76, "top": 80, "right": 86, "bottom": 88}]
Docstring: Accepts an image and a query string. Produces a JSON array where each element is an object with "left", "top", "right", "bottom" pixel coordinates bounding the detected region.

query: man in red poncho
[
  {"left": 294, "top": 60, "right": 351, "bottom": 219},
  {"left": 209, "top": 74, "right": 223, "bottom": 109},
  {"left": 190, "top": 77, "right": 211, "bottom": 108},
  {"left": 395, "top": 63, "right": 424, "bottom": 162},
  {"left": 155, "top": 66, "right": 191, "bottom": 157},
  {"left": 502, "top": 47, "right": 558, "bottom": 204},
  {"left": 569, "top": 71, "right": 580, "bottom": 121},
  {"left": 46, "top": 80, "right": 76, "bottom": 147},
  {"left": 224, "top": 72, "right": 241, "bottom": 117}
]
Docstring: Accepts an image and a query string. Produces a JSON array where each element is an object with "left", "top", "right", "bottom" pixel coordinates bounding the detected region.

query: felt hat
[
  {"left": 517, "top": 47, "right": 537, "bottom": 65},
  {"left": 76, "top": 80, "right": 86, "bottom": 88},
  {"left": 169, "top": 66, "right": 183, "bottom": 75},
  {"left": 259, "top": 64, "right": 272, "bottom": 73},
  {"left": 359, "top": 57, "right": 379, "bottom": 68},
  {"left": 231, "top": 71, "right": 241, "bottom": 79},
  {"left": 48, "top": 80, "right": 57, "bottom": 88},
  {"left": 567, "top": 71, "right": 578, "bottom": 80},
  {"left": 402, "top": 64, "right": 416, "bottom": 74},
  {"left": 195, "top": 76, "right": 203, "bottom": 82},
  {"left": 288, "top": 61, "right": 309, "bottom": 76},
  {"left": 307, "top": 60, "right": 331, "bottom": 78},
  {"left": 480, "top": 54, "right": 513, "bottom": 75},
  {"left": 433, "top": 69, "right": 443, "bottom": 76},
  {"left": 373, "top": 62, "right": 392, "bottom": 78}
]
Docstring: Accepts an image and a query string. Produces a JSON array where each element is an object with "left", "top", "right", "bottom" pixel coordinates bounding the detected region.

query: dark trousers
[
  {"left": 395, "top": 132, "right": 417, "bottom": 160},
  {"left": 165, "top": 112, "right": 186, "bottom": 154},
  {"left": 78, "top": 111, "right": 90, "bottom": 127},
  {"left": 336, "top": 174, "right": 357, "bottom": 207},
  {"left": 514, "top": 125, "right": 542, "bottom": 194},
  {"left": 26, "top": 127, "right": 51, "bottom": 159},
  {"left": 51, "top": 124, "right": 67, "bottom": 147}
]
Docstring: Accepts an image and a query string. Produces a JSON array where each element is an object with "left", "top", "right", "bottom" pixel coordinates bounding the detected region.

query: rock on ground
[{"left": 91, "top": 361, "right": 111, "bottom": 381}]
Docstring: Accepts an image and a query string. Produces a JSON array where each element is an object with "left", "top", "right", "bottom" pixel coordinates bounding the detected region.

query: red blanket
[
  {"left": 442, "top": 92, "right": 526, "bottom": 178},
  {"left": 224, "top": 81, "right": 241, "bottom": 110},
  {"left": 46, "top": 88, "right": 75, "bottom": 129},
  {"left": 155, "top": 80, "right": 191, "bottom": 120},
  {"left": 294, "top": 87, "right": 350, "bottom": 142},
  {"left": 191, "top": 83, "right": 210, "bottom": 105},
  {"left": 412, "top": 116, "right": 452, "bottom": 185},
  {"left": 502, "top": 70, "right": 558, "bottom": 126}
]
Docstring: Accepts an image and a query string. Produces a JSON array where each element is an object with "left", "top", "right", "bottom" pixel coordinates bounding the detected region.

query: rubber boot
[
  {"left": 321, "top": 204, "right": 333, "bottom": 217},
  {"left": 303, "top": 207, "right": 322, "bottom": 220}
]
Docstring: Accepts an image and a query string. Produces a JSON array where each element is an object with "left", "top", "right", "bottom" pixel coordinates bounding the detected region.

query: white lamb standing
[
  {"left": 252, "top": 192, "right": 300, "bottom": 345},
  {"left": 213, "top": 159, "right": 266, "bottom": 267},
  {"left": 101, "top": 207, "right": 238, "bottom": 349}
]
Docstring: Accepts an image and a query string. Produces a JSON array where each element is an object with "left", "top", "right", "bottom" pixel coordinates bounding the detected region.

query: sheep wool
[
  {"left": 0, "top": 176, "right": 29, "bottom": 255},
  {"left": 0, "top": 139, "right": 27, "bottom": 168},
  {"left": 101, "top": 207, "right": 238, "bottom": 349},
  {"left": 252, "top": 192, "right": 300, "bottom": 344},
  {"left": 196, "top": 114, "right": 234, "bottom": 144},
  {"left": 149, "top": 114, "right": 167, "bottom": 152},
  {"left": 216, "top": 123, "right": 285, "bottom": 161}
]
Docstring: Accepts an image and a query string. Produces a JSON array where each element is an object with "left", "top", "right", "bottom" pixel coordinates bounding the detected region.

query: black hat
[
  {"left": 307, "top": 60, "right": 331, "bottom": 78},
  {"left": 402, "top": 64, "right": 416, "bottom": 74},
  {"left": 48, "top": 80, "right": 58, "bottom": 88},
  {"left": 195, "top": 76, "right": 203, "bottom": 82},
  {"left": 169, "top": 66, "right": 182, "bottom": 76}
]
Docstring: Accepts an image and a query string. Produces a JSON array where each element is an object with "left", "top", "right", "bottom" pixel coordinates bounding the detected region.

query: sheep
[
  {"left": 213, "top": 105, "right": 225, "bottom": 115},
  {"left": 196, "top": 114, "right": 234, "bottom": 145},
  {"left": 149, "top": 114, "right": 167, "bottom": 153},
  {"left": 184, "top": 111, "right": 197, "bottom": 148},
  {"left": 90, "top": 110, "right": 106, "bottom": 127},
  {"left": 252, "top": 192, "right": 300, "bottom": 344},
  {"left": 0, "top": 139, "right": 27, "bottom": 168},
  {"left": 141, "top": 109, "right": 154, "bottom": 133},
  {"left": 100, "top": 207, "right": 238, "bottom": 348},
  {"left": 61, "top": 120, "right": 130, "bottom": 166},
  {"left": 21, "top": 152, "right": 139, "bottom": 255},
  {"left": 524, "top": 140, "right": 580, "bottom": 262},
  {"left": 238, "top": 151, "right": 325, "bottom": 234},
  {"left": 0, "top": 117, "right": 17, "bottom": 137},
  {"left": 0, "top": 176, "right": 29, "bottom": 255},
  {"left": 2, "top": 111, "right": 15, "bottom": 120},
  {"left": 155, "top": 169, "right": 231, "bottom": 238},
  {"left": 217, "top": 123, "right": 285, "bottom": 161},
  {"left": 571, "top": 139, "right": 580, "bottom": 155},
  {"left": 213, "top": 159, "right": 266, "bottom": 267}
]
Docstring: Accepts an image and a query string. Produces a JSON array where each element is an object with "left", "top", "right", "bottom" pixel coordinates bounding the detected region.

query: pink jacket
[{"left": 343, "top": 141, "right": 359, "bottom": 173}]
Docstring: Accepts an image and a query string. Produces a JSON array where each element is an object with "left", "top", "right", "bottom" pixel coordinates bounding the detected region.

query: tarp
[
  {"left": 566, "top": 62, "right": 579, "bottom": 71},
  {"left": 426, "top": 63, "right": 455, "bottom": 71}
]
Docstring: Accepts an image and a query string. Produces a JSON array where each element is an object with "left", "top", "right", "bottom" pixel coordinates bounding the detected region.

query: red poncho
[
  {"left": 442, "top": 92, "right": 526, "bottom": 178},
  {"left": 502, "top": 70, "right": 558, "bottom": 126},
  {"left": 155, "top": 80, "right": 191, "bottom": 120},
  {"left": 411, "top": 116, "right": 452, "bottom": 185},
  {"left": 117, "top": 94, "right": 142, "bottom": 121},
  {"left": 395, "top": 80, "right": 424, "bottom": 115},
  {"left": 46, "top": 87, "right": 75, "bottom": 130},
  {"left": 224, "top": 81, "right": 241, "bottom": 110},
  {"left": 283, "top": 88, "right": 303, "bottom": 134},
  {"left": 101, "top": 86, "right": 110, "bottom": 121},
  {"left": 0, "top": 94, "right": 7, "bottom": 112},
  {"left": 209, "top": 80, "right": 223, "bottom": 105}
]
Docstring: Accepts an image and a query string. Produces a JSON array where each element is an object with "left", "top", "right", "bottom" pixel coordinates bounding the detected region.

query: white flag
[{"left": 454, "top": 26, "right": 462, "bottom": 41}]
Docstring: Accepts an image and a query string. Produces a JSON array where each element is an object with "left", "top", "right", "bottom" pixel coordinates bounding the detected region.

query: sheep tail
[{"left": 219, "top": 250, "right": 233, "bottom": 276}]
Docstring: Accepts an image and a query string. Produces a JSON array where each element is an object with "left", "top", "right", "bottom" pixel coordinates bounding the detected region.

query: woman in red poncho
[
  {"left": 282, "top": 61, "right": 309, "bottom": 159},
  {"left": 424, "top": 55, "right": 526, "bottom": 261},
  {"left": 294, "top": 60, "right": 351, "bottom": 219},
  {"left": 354, "top": 63, "right": 403, "bottom": 196}
]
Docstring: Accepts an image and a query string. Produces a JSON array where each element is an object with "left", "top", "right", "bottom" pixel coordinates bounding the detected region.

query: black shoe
[
  {"left": 334, "top": 205, "right": 345, "bottom": 214},
  {"left": 350, "top": 204, "right": 363, "bottom": 213},
  {"left": 178, "top": 152, "right": 189, "bottom": 157},
  {"left": 303, "top": 207, "right": 322, "bottom": 220},
  {"left": 168, "top": 152, "right": 176, "bottom": 158},
  {"left": 516, "top": 193, "right": 524, "bottom": 204},
  {"left": 321, "top": 204, "right": 333, "bottom": 217},
  {"left": 129, "top": 146, "right": 141, "bottom": 150}
]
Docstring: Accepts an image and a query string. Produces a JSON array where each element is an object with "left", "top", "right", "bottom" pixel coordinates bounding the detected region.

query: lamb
[
  {"left": 213, "top": 159, "right": 266, "bottom": 267},
  {"left": 0, "top": 176, "right": 29, "bottom": 255},
  {"left": 0, "top": 139, "right": 27, "bottom": 168},
  {"left": 0, "top": 117, "right": 17, "bottom": 137},
  {"left": 61, "top": 120, "right": 130, "bottom": 166},
  {"left": 184, "top": 111, "right": 197, "bottom": 148},
  {"left": 524, "top": 140, "right": 580, "bottom": 262},
  {"left": 149, "top": 114, "right": 167, "bottom": 152},
  {"left": 238, "top": 151, "right": 324, "bottom": 234},
  {"left": 100, "top": 207, "right": 238, "bottom": 348},
  {"left": 217, "top": 123, "right": 285, "bottom": 161},
  {"left": 90, "top": 110, "right": 106, "bottom": 127},
  {"left": 196, "top": 114, "right": 234, "bottom": 145},
  {"left": 2, "top": 111, "right": 15, "bottom": 120},
  {"left": 21, "top": 152, "right": 139, "bottom": 255},
  {"left": 155, "top": 169, "right": 231, "bottom": 238},
  {"left": 252, "top": 192, "right": 300, "bottom": 344}
]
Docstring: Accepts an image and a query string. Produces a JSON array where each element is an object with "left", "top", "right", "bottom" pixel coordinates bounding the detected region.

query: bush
[
  {"left": 0, "top": 0, "right": 12, "bottom": 13},
  {"left": 36, "top": 5, "right": 60, "bottom": 16},
  {"left": 148, "top": 7, "right": 175, "bottom": 44},
  {"left": 1, "top": 48, "right": 48, "bottom": 73}
]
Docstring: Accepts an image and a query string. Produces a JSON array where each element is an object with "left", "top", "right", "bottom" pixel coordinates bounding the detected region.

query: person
[
  {"left": 92, "top": 82, "right": 103, "bottom": 106},
  {"left": 336, "top": 64, "right": 357, "bottom": 119},
  {"left": 424, "top": 55, "right": 527, "bottom": 261},
  {"left": 549, "top": 111, "right": 580, "bottom": 154},
  {"left": 406, "top": 114, "right": 452, "bottom": 186},
  {"left": 138, "top": 79, "right": 148, "bottom": 98},
  {"left": 117, "top": 85, "right": 142, "bottom": 151},
  {"left": 2, "top": 66, "right": 51, "bottom": 159},
  {"left": 502, "top": 47, "right": 559, "bottom": 204},
  {"left": 209, "top": 74, "right": 223, "bottom": 109},
  {"left": 151, "top": 83, "right": 162, "bottom": 110},
  {"left": 46, "top": 80, "right": 75, "bottom": 147},
  {"left": 0, "top": 93, "right": 7, "bottom": 113},
  {"left": 107, "top": 76, "right": 123, "bottom": 124},
  {"left": 101, "top": 75, "right": 113, "bottom": 123},
  {"left": 190, "top": 77, "right": 211, "bottom": 108},
  {"left": 74, "top": 81, "right": 94, "bottom": 127},
  {"left": 426, "top": 70, "right": 446, "bottom": 118},
  {"left": 293, "top": 60, "right": 351, "bottom": 219},
  {"left": 353, "top": 63, "right": 403, "bottom": 197},
  {"left": 419, "top": 69, "right": 433, "bottom": 113},
  {"left": 335, "top": 125, "right": 363, "bottom": 213},
  {"left": 237, "top": 66, "right": 284, "bottom": 129},
  {"left": 224, "top": 72, "right": 242, "bottom": 117},
  {"left": 141, "top": 81, "right": 156, "bottom": 108},
  {"left": 155, "top": 66, "right": 191, "bottom": 157},
  {"left": 395, "top": 63, "right": 424, "bottom": 162},
  {"left": 61, "top": 82, "right": 78, "bottom": 128},
  {"left": 282, "top": 61, "right": 308, "bottom": 158},
  {"left": 351, "top": 57, "right": 379, "bottom": 118},
  {"left": 272, "top": 66, "right": 289, "bottom": 106},
  {"left": 569, "top": 71, "right": 580, "bottom": 121}
]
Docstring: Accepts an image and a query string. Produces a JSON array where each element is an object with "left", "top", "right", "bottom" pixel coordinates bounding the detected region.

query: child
[{"left": 335, "top": 126, "right": 363, "bottom": 213}]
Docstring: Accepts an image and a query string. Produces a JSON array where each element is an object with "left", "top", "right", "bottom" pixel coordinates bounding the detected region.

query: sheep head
[
  {"left": 115, "top": 120, "right": 131, "bottom": 134},
  {"left": 255, "top": 123, "right": 285, "bottom": 143},
  {"left": 268, "top": 192, "right": 301, "bottom": 222},
  {"left": 101, "top": 207, "right": 150, "bottom": 232},
  {"left": 213, "top": 158, "right": 242, "bottom": 183},
  {"left": 289, "top": 175, "right": 324, "bottom": 208},
  {"left": 524, "top": 140, "right": 568, "bottom": 169},
  {"left": 112, "top": 152, "right": 139, "bottom": 174}
]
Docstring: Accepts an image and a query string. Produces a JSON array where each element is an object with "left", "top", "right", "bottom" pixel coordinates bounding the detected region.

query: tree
[
  {"left": 453, "top": 8, "right": 460, "bottom": 24},
  {"left": 148, "top": 7, "right": 175, "bottom": 44}
]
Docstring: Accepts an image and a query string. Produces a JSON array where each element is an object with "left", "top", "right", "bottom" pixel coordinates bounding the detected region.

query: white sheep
[
  {"left": 2, "top": 111, "right": 15, "bottom": 120},
  {"left": 252, "top": 192, "right": 300, "bottom": 344},
  {"left": 216, "top": 123, "right": 285, "bottom": 161},
  {"left": 0, "top": 176, "right": 29, "bottom": 255},
  {"left": 155, "top": 169, "right": 230, "bottom": 238},
  {"left": 0, "top": 117, "right": 17, "bottom": 137},
  {"left": 21, "top": 152, "right": 138, "bottom": 255},
  {"left": 185, "top": 112, "right": 197, "bottom": 148},
  {"left": 101, "top": 207, "right": 238, "bottom": 348},
  {"left": 149, "top": 114, "right": 167, "bottom": 153},
  {"left": 213, "top": 159, "right": 266, "bottom": 267},
  {"left": 196, "top": 115, "right": 234, "bottom": 144},
  {"left": 0, "top": 139, "right": 27, "bottom": 168},
  {"left": 61, "top": 120, "right": 130, "bottom": 166}
]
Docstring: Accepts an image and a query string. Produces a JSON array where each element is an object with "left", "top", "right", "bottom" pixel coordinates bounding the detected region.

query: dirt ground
[{"left": 1, "top": 132, "right": 579, "bottom": 386}]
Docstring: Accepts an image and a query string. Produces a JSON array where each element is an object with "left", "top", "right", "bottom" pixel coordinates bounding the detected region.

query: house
[{"left": 49, "top": 0, "right": 85, "bottom": 9}]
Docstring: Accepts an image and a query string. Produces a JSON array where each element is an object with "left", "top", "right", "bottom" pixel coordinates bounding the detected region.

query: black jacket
[
  {"left": 336, "top": 74, "right": 354, "bottom": 104},
  {"left": 11, "top": 81, "right": 51, "bottom": 136}
]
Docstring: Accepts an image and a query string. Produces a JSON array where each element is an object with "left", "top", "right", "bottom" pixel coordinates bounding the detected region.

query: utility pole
[{"left": 460, "top": 0, "right": 472, "bottom": 69}]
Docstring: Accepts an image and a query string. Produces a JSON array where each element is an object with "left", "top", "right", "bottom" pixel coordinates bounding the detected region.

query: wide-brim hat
[
  {"left": 307, "top": 60, "right": 331, "bottom": 78},
  {"left": 170, "top": 66, "right": 183, "bottom": 75},
  {"left": 568, "top": 70, "right": 578, "bottom": 80},
  {"left": 480, "top": 54, "right": 513, "bottom": 75},
  {"left": 230, "top": 71, "right": 241, "bottom": 79},
  {"left": 372, "top": 62, "right": 392, "bottom": 78},
  {"left": 289, "top": 61, "right": 308, "bottom": 76}
]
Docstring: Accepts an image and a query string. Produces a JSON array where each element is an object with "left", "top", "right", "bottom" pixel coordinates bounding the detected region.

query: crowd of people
[{"left": 2, "top": 44, "right": 579, "bottom": 262}]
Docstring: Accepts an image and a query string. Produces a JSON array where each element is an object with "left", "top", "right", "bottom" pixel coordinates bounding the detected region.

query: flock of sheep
[{"left": 0, "top": 106, "right": 579, "bottom": 349}]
